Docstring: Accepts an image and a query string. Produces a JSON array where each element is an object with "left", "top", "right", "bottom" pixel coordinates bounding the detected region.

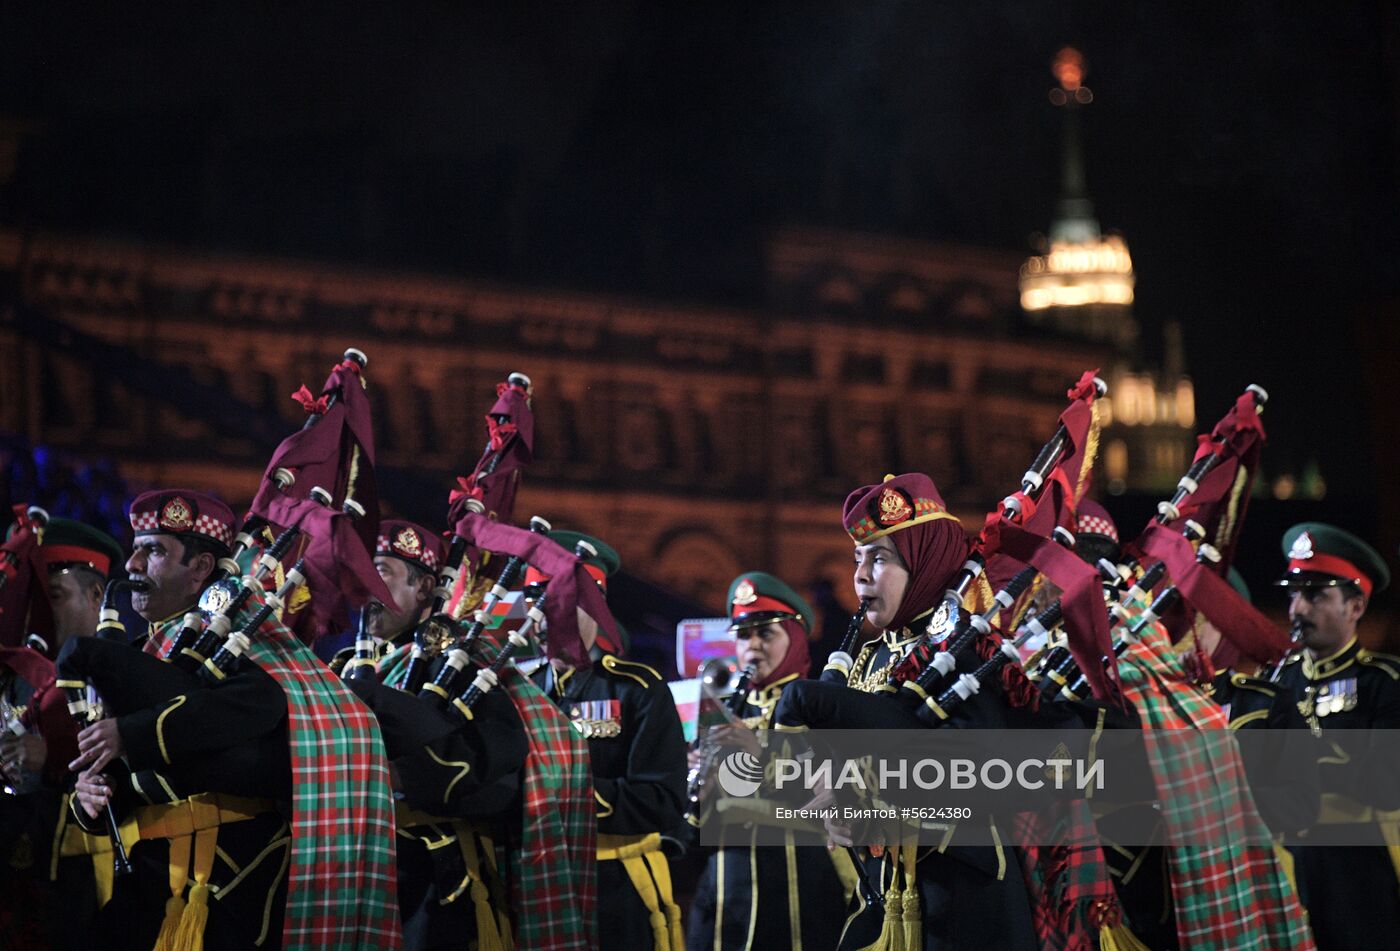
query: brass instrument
[{"left": 683, "top": 661, "right": 757, "bottom": 824}]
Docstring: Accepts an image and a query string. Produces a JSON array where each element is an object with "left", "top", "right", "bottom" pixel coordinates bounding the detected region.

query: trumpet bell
[{"left": 699, "top": 657, "right": 741, "bottom": 697}]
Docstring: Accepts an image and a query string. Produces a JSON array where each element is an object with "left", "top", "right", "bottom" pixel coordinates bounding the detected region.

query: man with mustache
[
  {"left": 1272, "top": 522, "right": 1400, "bottom": 950},
  {"left": 59, "top": 489, "right": 403, "bottom": 948}
]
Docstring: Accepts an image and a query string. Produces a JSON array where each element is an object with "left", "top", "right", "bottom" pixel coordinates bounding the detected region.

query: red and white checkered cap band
[
  {"left": 130, "top": 510, "right": 233, "bottom": 546},
  {"left": 375, "top": 535, "right": 440, "bottom": 571},
  {"left": 193, "top": 514, "right": 234, "bottom": 546},
  {"left": 1077, "top": 515, "right": 1119, "bottom": 542},
  {"left": 131, "top": 511, "right": 160, "bottom": 533}
]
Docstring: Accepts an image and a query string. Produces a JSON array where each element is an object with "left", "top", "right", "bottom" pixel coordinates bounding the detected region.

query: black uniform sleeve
[
  {"left": 596, "top": 677, "right": 688, "bottom": 834},
  {"left": 1234, "top": 690, "right": 1323, "bottom": 834},
  {"left": 346, "top": 678, "right": 459, "bottom": 759},
  {"left": 117, "top": 661, "right": 287, "bottom": 772},
  {"left": 397, "top": 685, "right": 528, "bottom": 820},
  {"left": 351, "top": 676, "right": 528, "bottom": 819}
]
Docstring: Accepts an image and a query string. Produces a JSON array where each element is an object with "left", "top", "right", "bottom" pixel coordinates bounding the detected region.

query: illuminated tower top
[{"left": 1019, "top": 49, "right": 1136, "bottom": 334}]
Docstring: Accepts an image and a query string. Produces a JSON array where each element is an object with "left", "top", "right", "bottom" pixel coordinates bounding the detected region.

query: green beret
[
  {"left": 1278, "top": 522, "right": 1390, "bottom": 595},
  {"left": 726, "top": 571, "right": 813, "bottom": 636},
  {"left": 547, "top": 530, "right": 620, "bottom": 579},
  {"left": 36, "top": 518, "right": 124, "bottom": 579}
]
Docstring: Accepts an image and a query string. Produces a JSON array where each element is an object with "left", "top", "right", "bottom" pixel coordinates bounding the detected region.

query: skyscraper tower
[
  {"left": 1020, "top": 48, "right": 1194, "bottom": 494},
  {"left": 1019, "top": 48, "right": 1137, "bottom": 350}
]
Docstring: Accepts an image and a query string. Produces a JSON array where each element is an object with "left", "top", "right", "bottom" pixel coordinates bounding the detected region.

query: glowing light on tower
[{"left": 1019, "top": 48, "right": 1136, "bottom": 313}]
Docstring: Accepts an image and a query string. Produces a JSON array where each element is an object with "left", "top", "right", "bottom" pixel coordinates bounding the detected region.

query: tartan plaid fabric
[
  {"left": 1115, "top": 607, "right": 1313, "bottom": 950},
  {"left": 147, "top": 606, "right": 403, "bottom": 949},
  {"left": 487, "top": 648, "right": 597, "bottom": 950},
  {"left": 375, "top": 640, "right": 413, "bottom": 690},
  {"left": 1013, "top": 801, "right": 1126, "bottom": 951}
]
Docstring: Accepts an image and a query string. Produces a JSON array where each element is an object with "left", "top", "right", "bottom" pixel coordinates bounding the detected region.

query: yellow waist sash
[
  {"left": 395, "top": 802, "right": 513, "bottom": 951},
  {"left": 61, "top": 792, "right": 281, "bottom": 951},
  {"left": 597, "top": 832, "right": 683, "bottom": 951}
]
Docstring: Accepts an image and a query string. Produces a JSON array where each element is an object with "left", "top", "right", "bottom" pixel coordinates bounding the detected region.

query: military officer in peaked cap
[
  {"left": 526, "top": 529, "right": 688, "bottom": 951},
  {"left": 685, "top": 571, "right": 853, "bottom": 951},
  {"left": 1272, "top": 522, "right": 1400, "bottom": 949},
  {"left": 0, "top": 517, "right": 122, "bottom": 948}
]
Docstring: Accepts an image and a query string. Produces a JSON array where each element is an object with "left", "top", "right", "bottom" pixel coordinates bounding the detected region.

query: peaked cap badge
[
  {"left": 1290, "top": 531, "right": 1314, "bottom": 561},
  {"left": 733, "top": 579, "right": 757, "bottom": 606}
]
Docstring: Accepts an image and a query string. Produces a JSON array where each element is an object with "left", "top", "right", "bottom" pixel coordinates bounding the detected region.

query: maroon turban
[{"left": 842, "top": 473, "right": 969, "bottom": 631}]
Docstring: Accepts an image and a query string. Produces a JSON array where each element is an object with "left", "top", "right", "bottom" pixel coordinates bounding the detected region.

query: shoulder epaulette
[
  {"left": 1359, "top": 650, "right": 1400, "bottom": 680},
  {"left": 1229, "top": 673, "right": 1279, "bottom": 697},
  {"left": 600, "top": 654, "right": 662, "bottom": 687}
]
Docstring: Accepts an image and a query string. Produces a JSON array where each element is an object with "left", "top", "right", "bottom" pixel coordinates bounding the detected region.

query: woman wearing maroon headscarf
[
  {"left": 685, "top": 572, "right": 855, "bottom": 951},
  {"left": 783, "top": 473, "right": 1039, "bottom": 951}
]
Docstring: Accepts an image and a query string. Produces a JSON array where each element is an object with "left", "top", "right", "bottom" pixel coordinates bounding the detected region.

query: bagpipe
[
  {"left": 416, "top": 515, "right": 552, "bottom": 701},
  {"left": 331, "top": 370, "right": 613, "bottom": 728},
  {"left": 54, "top": 348, "right": 386, "bottom": 873},
  {"left": 391, "top": 511, "right": 550, "bottom": 696},
  {"left": 776, "top": 373, "right": 1110, "bottom": 732},
  {"left": 1024, "top": 382, "right": 1286, "bottom": 700}
]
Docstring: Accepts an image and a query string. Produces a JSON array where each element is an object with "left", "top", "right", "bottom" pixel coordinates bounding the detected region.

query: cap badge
[
  {"left": 1290, "top": 531, "right": 1314, "bottom": 561},
  {"left": 877, "top": 487, "right": 913, "bottom": 526},
  {"left": 733, "top": 579, "right": 757, "bottom": 606},
  {"left": 393, "top": 527, "right": 423, "bottom": 559},
  {"left": 159, "top": 497, "right": 194, "bottom": 532}
]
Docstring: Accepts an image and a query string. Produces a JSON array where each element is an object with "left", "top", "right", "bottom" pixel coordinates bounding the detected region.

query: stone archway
[{"left": 651, "top": 529, "right": 742, "bottom": 610}]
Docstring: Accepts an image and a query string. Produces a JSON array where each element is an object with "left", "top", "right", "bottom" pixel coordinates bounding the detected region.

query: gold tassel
[
  {"left": 900, "top": 885, "right": 920, "bottom": 950},
  {"left": 471, "top": 880, "right": 506, "bottom": 951},
  {"left": 1075, "top": 398, "right": 1102, "bottom": 503},
  {"left": 648, "top": 909, "right": 670, "bottom": 951},
  {"left": 173, "top": 882, "right": 211, "bottom": 951},
  {"left": 1099, "top": 920, "right": 1151, "bottom": 951},
  {"left": 900, "top": 847, "right": 920, "bottom": 951},
  {"left": 857, "top": 885, "right": 905, "bottom": 951},
  {"left": 151, "top": 893, "right": 185, "bottom": 951}
]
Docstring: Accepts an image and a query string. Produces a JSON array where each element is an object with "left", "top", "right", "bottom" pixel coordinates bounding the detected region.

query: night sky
[{"left": 5, "top": 2, "right": 1399, "bottom": 507}]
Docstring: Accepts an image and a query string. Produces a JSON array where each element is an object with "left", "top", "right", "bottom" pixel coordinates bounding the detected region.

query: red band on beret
[
  {"left": 34, "top": 544, "right": 112, "bottom": 577},
  {"left": 524, "top": 563, "right": 607, "bottom": 590},
  {"left": 1288, "top": 553, "right": 1373, "bottom": 597},
  {"left": 730, "top": 593, "right": 799, "bottom": 622}
]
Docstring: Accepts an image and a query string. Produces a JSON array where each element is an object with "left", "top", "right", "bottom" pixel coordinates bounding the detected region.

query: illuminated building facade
[
  {"left": 2, "top": 225, "right": 1109, "bottom": 626},
  {"left": 0, "top": 49, "right": 1199, "bottom": 634}
]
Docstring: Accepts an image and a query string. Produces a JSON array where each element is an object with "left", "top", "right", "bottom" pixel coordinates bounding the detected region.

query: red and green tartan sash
[
  {"left": 376, "top": 641, "right": 413, "bottom": 689},
  {"left": 486, "top": 647, "right": 597, "bottom": 950},
  {"left": 1014, "top": 801, "right": 1125, "bottom": 951},
  {"left": 1116, "top": 609, "right": 1313, "bottom": 951},
  {"left": 147, "top": 608, "right": 403, "bottom": 949}
]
